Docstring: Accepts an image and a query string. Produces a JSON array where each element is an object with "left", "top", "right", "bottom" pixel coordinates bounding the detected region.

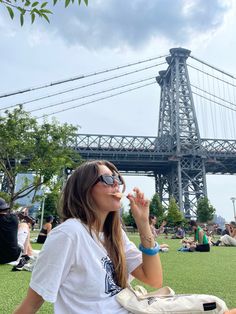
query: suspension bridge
[{"left": 1, "top": 47, "right": 236, "bottom": 216}]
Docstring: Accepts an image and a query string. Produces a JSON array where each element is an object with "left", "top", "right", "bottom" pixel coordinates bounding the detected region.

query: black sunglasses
[{"left": 94, "top": 174, "right": 123, "bottom": 186}]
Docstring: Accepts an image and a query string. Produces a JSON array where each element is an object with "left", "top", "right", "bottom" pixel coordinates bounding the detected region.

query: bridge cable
[
  {"left": 191, "top": 85, "right": 236, "bottom": 108},
  {"left": 187, "top": 64, "right": 236, "bottom": 88},
  {"left": 232, "top": 77, "right": 236, "bottom": 137},
  {"left": 0, "top": 62, "right": 165, "bottom": 111},
  {"left": 35, "top": 81, "right": 156, "bottom": 119},
  {"left": 192, "top": 91, "right": 236, "bottom": 112},
  {"left": 0, "top": 55, "right": 168, "bottom": 99},
  {"left": 29, "top": 77, "right": 156, "bottom": 114},
  {"left": 190, "top": 55, "right": 236, "bottom": 80}
]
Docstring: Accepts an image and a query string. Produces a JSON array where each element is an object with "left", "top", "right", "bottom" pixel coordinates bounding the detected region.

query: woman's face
[
  {"left": 91, "top": 164, "right": 122, "bottom": 215},
  {"left": 151, "top": 217, "right": 157, "bottom": 225}
]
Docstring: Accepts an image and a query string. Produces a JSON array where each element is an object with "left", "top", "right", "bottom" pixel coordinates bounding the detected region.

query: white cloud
[{"left": 42, "top": 0, "right": 231, "bottom": 50}]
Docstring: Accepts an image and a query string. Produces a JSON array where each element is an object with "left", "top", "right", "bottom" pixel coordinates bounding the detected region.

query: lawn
[{"left": 0, "top": 233, "right": 236, "bottom": 313}]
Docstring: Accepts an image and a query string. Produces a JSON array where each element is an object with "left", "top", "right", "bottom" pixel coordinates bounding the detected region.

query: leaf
[
  {"left": 41, "top": 2, "right": 48, "bottom": 8},
  {"left": 53, "top": 0, "right": 58, "bottom": 5},
  {"left": 78, "top": 0, "right": 81, "bottom": 4},
  {"left": 65, "top": 0, "right": 70, "bottom": 8},
  {"left": 31, "top": 12, "right": 35, "bottom": 23},
  {"left": 40, "top": 9, "right": 52, "bottom": 14},
  {"left": 84, "top": 0, "right": 88, "bottom": 5},
  {"left": 25, "top": 0, "right": 31, "bottom": 6},
  {"left": 42, "top": 13, "right": 50, "bottom": 23},
  {"left": 31, "top": 1, "right": 39, "bottom": 7},
  {"left": 32, "top": 8, "right": 42, "bottom": 16},
  {"left": 6, "top": 6, "right": 14, "bottom": 19},
  {"left": 20, "top": 13, "right": 24, "bottom": 26},
  {"left": 17, "top": 7, "right": 26, "bottom": 14}
]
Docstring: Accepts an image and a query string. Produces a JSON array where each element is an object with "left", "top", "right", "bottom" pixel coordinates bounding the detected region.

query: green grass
[{"left": 0, "top": 234, "right": 236, "bottom": 313}]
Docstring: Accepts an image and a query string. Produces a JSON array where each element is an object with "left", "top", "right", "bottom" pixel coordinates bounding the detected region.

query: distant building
[
  {"left": 14, "top": 174, "right": 42, "bottom": 218},
  {"left": 213, "top": 214, "right": 226, "bottom": 229}
]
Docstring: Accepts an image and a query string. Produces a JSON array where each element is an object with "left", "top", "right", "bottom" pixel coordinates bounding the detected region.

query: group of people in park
[
  {"left": 1, "top": 159, "right": 236, "bottom": 313},
  {"left": 149, "top": 214, "right": 236, "bottom": 253},
  {"left": 149, "top": 214, "right": 211, "bottom": 252}
]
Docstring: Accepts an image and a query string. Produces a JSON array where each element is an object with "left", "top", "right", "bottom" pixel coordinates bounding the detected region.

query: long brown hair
[{"left": 59, "top": 160, "right": 127, "bottom": 288}]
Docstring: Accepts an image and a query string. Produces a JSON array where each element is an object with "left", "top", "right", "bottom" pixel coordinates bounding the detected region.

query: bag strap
[{"left": 129, "top": 285, "right": 175, "bottom": 300}]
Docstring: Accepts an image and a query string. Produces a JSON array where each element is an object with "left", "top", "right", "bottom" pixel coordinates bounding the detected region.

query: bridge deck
[{"left": 74, "top": 134, "right": 236, "bottom": 174}]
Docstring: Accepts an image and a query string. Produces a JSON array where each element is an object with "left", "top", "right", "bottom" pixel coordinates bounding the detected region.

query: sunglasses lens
[
  {"left": 103, "top": 176, "right": 114, "bottom": 185},
  {"left": 100, "top": 175, "right": 123, "bottom": 185}
]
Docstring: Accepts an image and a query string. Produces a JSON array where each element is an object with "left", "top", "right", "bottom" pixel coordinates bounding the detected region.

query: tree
[
  {"left": 121, "top": 205, "right": 136, "bottom": 228},
  {"left": 165, "top": 197, "right": 184, "bottom": 227},
  {"left": 196, "top": 197, "right": 215, "bottom": 223},
  {"left": 149, "top": 193, "right": 164, "bottom": 226},
  {"left": 122, "top": 210, "right": 134, "bottom": 227},
  {"left": 1, "top": 0, "right": 88, "bottom": 26},
  {"left": 43, "top": 190, "right": 59, "bottom": 216},
  {"left": 0, "top": 106, "right": 81, "bottom": 208}
]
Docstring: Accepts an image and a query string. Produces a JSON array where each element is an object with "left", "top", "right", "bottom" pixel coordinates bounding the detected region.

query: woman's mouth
[{"left": 108, "top": 192, "right": 123, "bottom": 199}]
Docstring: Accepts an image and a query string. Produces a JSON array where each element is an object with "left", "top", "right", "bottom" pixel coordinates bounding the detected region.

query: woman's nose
[{"left": 113, "top": 178, "right": 119, "bottom": 186}]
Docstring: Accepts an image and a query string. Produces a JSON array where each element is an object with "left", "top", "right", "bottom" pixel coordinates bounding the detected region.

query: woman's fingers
[{"left": 127, "top": 191, "right": 149, "bottom": 208}]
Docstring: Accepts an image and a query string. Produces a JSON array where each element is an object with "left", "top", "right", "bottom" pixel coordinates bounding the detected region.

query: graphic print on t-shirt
[{"left": 101, "top": 256, "right": 122, "bottom": 296}]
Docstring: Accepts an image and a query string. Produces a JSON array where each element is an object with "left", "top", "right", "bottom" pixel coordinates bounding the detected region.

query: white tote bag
[{"left": 116, "top": 285, "right": 228, "bottom": 314}]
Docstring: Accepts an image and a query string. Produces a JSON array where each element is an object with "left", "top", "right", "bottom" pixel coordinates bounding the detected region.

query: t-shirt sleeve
[
  {"left": 122, "top": 229, "right": 142, "bottom": 274},
  {"left": 30, "top": 228, "right": 76, "bottom": 303}
]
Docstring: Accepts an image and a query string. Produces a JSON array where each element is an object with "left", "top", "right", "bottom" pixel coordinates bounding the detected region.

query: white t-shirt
[
  {"left": 30, "top": 218, "right": 142, "bottom": 314},
  {"left": 18, "top": 223, "right": 29, "bottom": 250}
]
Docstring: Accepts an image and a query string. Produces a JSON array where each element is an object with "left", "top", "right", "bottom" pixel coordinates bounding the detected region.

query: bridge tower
[{"left": 156, "top": 47, "right": 207, "bottom": 216}]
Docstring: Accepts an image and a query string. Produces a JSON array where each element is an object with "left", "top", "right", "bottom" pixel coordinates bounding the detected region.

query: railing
[{"left": 73, "top": 134, "right": 236, "bottom": 157}]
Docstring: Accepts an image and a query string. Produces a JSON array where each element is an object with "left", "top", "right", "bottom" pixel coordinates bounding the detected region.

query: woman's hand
[{"left": 127, "top": 187, "right": 150, "bottom": 225}]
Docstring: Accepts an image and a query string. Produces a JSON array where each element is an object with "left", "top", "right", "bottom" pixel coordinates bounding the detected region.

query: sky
[{"left": 0, "top": 0, "right": 236, "bottom": 222}]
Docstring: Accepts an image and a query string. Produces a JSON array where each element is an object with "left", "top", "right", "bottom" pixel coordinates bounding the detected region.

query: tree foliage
[
  {"left": 122, "top": 205, "right": 136, "bottom": 228},
  {"left": 149, "top": 193, "right": 165, "bottom": 226},
  {"left": 1, "top": 0, "right": 88, "bottom": 26},
  {"left": 165, "top": 197, "right": 184, "bottom": 227},
  {"left": 43, "top": 190, "right": 59, "bottom": 217},
  {"left": 0, "top": 106, "right": 81, "bottom": 208},
  {"left": 196, "top": 197, "right": 215, "bottom": 223}
]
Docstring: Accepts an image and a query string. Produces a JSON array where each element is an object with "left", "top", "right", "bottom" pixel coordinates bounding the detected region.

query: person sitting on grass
[
  {"left": 36, "top": 215, "right": 54, "bottom": 244},
  {"left": 17, "top": 213, "right": 33, "bottom": 256},
  {"left": 149, "top": 215, "right": 169, "bottom": 252},
  {"left": 212, "top": 221, "right": 236, "bottom": 247},
  {"left": 171, "top": 226, "right": 185, "bottom": 239},
  {"left": 14, "top": 160, "right": 163, "bottom": 314},
  {"left": 0, "top": 198, "right": 33, "bottom": 269},
  {"left": 178, "top": 221, "right": 210, "bottom": 252},
  {"left": 12, "top": 161, "right": 236, "bottom": 314},
  {"left": 189, "top": 220, "right": 210, "bottom": 252}
]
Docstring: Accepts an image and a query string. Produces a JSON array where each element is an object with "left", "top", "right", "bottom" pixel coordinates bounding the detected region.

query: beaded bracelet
[{"left": 139, "top": 242, "right": 160, "bottom": 256}]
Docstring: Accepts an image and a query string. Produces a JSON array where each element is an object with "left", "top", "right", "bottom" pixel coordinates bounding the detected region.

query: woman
[
  {"left": 14, "top": 160, "right": 162, "bottom": 314},
  {"left": 149, "top": 215, "right": 169, "bottom": 252},
  {"left": 219, "top": 221, "right": 236, "bottom": 246},
  {"left": 189, "top": 220, "right": 210, "bottom": 252},
  {"left": 36, "top": 215, "right": 54, "bottom": 244}
]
